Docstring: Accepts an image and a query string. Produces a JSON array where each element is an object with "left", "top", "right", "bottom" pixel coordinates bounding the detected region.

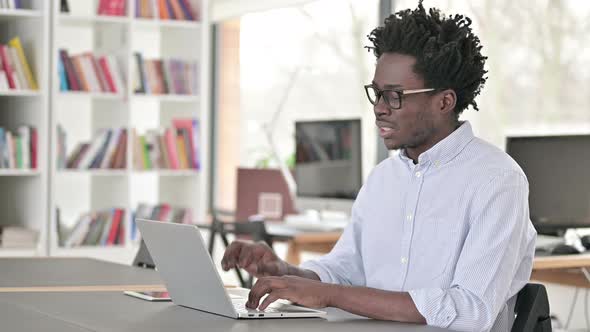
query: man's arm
[
  {"left": 249, "top": 171, "right": 535, "bottom": 332},
  {"left": 408, "top": 171, "right": 535, "bottom": 331},
  {"left": 247, "top": 275, "right": 426, "bottom": 324}
]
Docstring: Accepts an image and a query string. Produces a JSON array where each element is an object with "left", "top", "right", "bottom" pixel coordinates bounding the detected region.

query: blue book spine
[
  {"left": 177, "top": 0, "right": 194, "bottom": 21},
  {"left": 131, "top": 211, "right": 137, "bottom": 241},
  {"left": 14, "top": 0, "right": 22, "bottom": 9},
  {"left": 135, "top": 0, "right": 140, "bottom": 18},
  {"left": 57, "top": 57, "right": 69, "bottom": 91},
  {"left": 165, "top": 0, "right": 175, "bottom": 19}
]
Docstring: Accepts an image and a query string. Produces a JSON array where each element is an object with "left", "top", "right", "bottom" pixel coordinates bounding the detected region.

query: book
[
  {"left": 8, "top": 37, "right": 38, "bottom": 90},
  {"left": 110, "top": 129, "right": 127, "bottom": 169},
  {"left": 105, "top": 56, "right": 124, "bottom": 94},
  {"left": 169, "top": 0, "right": 185, "bottom": 20},
  {"left": 158, "top": 0, "right": 169, "bottom": 20},
  {"left": 107, "top": 209, "right": 124, "bottom": 245},
  {"left": 0, "top": 45, "right": 17, "bottom": 89},
  {"left": 5, "top": 131, "right": 14, "bottom": 168},
  {"left": 57, "top": 56, "right": 68, "bottom": 91},
  {"left": 30, "top": 126, "right": 37, "bottom": 169},
  {"left": 60, "top": 0, "right": 69, "bottom": 13},
  {"left": 0, "top": 69, "right": 8, "bottom": 90},
  {"left": 8, "top": 46, "right": 29, "bottom": 90},
  {"left": 178, "top": 0, "right": 195, "bottom": 21},
  {"left": 172, "top": 118, "right": 198, "bottom": 169},
  {"left": 59, "top": 50, "right": 81, "bottom": 91}
]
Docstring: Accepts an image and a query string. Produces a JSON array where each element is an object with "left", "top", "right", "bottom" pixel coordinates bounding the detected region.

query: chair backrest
[{"left": 511, "top": 283, "right": 552, "bottom": 332}]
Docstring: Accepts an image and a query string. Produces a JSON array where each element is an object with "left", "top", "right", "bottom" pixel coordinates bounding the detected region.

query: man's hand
[
  {"left": 221, "top": 240, "right": 289, "bottom": 277},
  {"left": 247, "top": 275, "right": 337, "bottom": 311}
]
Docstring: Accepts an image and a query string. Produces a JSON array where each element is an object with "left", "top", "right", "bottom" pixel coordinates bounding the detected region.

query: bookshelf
[
  {"left": 0, "top": 0, "right": 50, "bottom": 257},
  {"left": 49, "top": 0, "right": 210, "bottom": 265}
]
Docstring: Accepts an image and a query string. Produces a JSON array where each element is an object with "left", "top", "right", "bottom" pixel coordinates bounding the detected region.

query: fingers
[
  {"left": 238, "top": 244, "right": 258, "bottom": 270},
  {"left": 221, "top": 241, "right": 245, "bottom": 271},
  {"left": 247, "top": 277, "right": 286, "bottom": 309},
  {"left": 259, "top": 293, "right": 282, "bottom": 311}
]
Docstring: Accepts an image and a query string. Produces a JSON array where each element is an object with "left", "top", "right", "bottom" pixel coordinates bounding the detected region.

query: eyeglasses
[{"left": 364, "top": 84, "right": 436, "bottom": 109}]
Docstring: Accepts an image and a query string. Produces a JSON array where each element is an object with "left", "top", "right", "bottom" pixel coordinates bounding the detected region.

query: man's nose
[{"left": 374, "top": 96, "right": 390, "bottom": 117}]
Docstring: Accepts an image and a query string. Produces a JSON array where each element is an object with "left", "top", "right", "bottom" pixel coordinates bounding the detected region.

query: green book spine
[
  {"left": 140, "top": 136, "right": 152, "bottom": 169},
  {"left": 16, "top": 137, "right": 23, "bottom": 169}
]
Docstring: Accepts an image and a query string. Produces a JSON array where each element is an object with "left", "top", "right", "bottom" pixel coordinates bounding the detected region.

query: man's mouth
[{"left": 377, "top": 122, "right": 397, "bottom": 138}]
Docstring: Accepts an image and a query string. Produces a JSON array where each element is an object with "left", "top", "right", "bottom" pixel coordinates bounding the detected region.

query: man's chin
[{"left": 383, "top": 139, "right": 403, "bottom": 151}]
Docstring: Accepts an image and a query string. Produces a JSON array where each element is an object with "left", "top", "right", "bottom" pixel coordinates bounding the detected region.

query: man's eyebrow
[{"left": 371, "top": 81, "right": 403, "bottom": 89}]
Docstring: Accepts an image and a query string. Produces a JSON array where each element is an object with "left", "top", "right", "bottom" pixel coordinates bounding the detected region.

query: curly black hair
[{"left": 366, "top": 1, "right": 487, "bottom": 117}]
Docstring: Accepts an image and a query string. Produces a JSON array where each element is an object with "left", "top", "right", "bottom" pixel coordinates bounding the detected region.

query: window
[
  {"left": 395, "top": 0, "right": 590, "bottom": 146},
  {"left": 214, "top": 0, "right": 380, "bottom": 210}
]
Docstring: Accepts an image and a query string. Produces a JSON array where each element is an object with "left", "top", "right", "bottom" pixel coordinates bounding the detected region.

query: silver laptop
[{"left": 136, "top": 219, "right": 327, "bottom": 319}]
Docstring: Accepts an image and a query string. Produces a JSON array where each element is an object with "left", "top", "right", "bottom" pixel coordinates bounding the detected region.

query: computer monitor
[
  {"left": 506, "top": 135, "right": 590, "bottom": 234},
  {"left": 294, "top": 119, "right": 362, "bottom": 216}
]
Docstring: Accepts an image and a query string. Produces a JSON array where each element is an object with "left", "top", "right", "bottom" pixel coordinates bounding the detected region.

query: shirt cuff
[
  {"left": 299, "top": 260, "right": 335, "bottom": 284},
  {"left": 409, "top": 288, "right": 457, "bottom": 328}
]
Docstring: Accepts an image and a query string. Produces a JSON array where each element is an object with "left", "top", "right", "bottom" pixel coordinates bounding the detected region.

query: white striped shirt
[{"left": 301, "top": 121, "right": 537, "bottom": 332}]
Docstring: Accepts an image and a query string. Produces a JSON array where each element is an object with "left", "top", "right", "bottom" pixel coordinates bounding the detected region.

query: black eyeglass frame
[{"left": 364, "top": 84, "right": 437, "bottom": 109}]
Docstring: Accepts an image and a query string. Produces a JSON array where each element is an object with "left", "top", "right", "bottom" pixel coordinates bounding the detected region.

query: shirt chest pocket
[{"left": 409, "top": 218, "right": 460, "bottom": 282}]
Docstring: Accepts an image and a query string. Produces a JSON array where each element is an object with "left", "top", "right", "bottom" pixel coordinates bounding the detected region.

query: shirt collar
[{"left": 398, "top": 121, "right": 475, "bottom": 166}]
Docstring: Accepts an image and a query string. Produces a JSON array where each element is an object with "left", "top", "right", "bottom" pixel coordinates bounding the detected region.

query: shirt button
[
  {"left": 406, "top": 214, "right": 413, "bottom": 221},
  {"left": 401, "top": 257, "right": 407, "bottom": 264},
  {"left": 415, "top": 171, "right": 421, "bottom": 178}
]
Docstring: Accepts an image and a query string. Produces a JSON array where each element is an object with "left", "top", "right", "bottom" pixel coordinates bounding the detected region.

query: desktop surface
[
  {"left": 0, "top": 291, "right": 453, "bottom": 332},
  {"left": 0, "top": 257, "right": 162, "bottom": 288}
]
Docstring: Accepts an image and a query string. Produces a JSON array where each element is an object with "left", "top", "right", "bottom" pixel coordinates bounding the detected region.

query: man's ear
[{"left": 438, "top": 89, "right": 457, "bottom": 116}]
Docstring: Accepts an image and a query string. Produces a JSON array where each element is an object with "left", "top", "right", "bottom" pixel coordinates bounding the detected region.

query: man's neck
[{"left": 405, "top": 121, "right": 461, "bottom": 164}]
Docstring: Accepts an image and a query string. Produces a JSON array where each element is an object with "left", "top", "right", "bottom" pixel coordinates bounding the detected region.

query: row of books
[
  {"left": 0, "top": 126, "right": 37, "bottom": 169},
  {"left": 0, "top": 0, "right": 23, "bottom": 9},
  {"left": 131, "top": 203, "right": 194, "bottom": 241},
  {"left": 135, "top": 0, "right": 198, "bottom": 21},
  {"left": 60, "top": 127, "right": 127, "bottom": 170},
  {"left": 0, "top": 37, "right": 38, "bottom": 91},
  {"left": 58, "top": 50, "right": 125, "bottom": 94},
  {"left": 0, "top": 226, "right": 38, "bottom": 248},
  {"left": 133, "top": 53, "right": 198, "bottom": 96},
  {"left": 133, "top": 119, "right": 200, "bottom": 170},
  {"left": 59, "top": 208, "right": 126, "bottom": 247}
]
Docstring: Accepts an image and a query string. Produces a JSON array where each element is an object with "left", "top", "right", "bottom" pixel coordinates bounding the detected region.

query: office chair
[{"left": 511, "top": 283, "right": 552, "bottom": 332}]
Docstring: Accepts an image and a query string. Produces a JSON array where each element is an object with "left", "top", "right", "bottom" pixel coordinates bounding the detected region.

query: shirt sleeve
[
  {"left": 299, "top": 188, "right": 366, "bottom": 286},
  {"left": 409, "top": 171, "right": 536, "bottom": 331}
]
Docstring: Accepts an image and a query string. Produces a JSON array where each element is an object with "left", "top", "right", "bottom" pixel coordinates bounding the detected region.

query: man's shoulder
[{"left": 463, "top": 137, "right": 527, "bottom": 182}]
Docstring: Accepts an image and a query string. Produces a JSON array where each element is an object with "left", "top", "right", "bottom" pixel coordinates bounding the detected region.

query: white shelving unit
[
  {"left": 0, "top": 1, "right": 50, "bottom": 257},
  {"left": 49, "top": 0, "right": 210, "bottom": 265}
]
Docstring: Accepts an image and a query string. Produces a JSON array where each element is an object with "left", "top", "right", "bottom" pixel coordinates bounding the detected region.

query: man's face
[{"left": 371, "top": 53, "right": 439, "bottom": 151}]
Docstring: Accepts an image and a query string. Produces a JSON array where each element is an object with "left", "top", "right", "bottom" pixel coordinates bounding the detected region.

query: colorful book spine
[
  {"left": 8, "top": 37, "right": 38, "bottom": 90},
  {"left": 0, "top": 45, "right": 17, "bottom": 89},
  {"left": 178, "top": 0, "right": 195, "bottom": 21}
]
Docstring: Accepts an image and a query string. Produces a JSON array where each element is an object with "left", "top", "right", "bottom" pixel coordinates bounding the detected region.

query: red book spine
[
  {"left": 0, "top": 45, "right": 17, "bottom": 89},
  {"left": 30, "top": 127, "right": 37, "bottom": 169},
  {"left": 97, "top": 0, "right": 107, "bottom": 15},
  {"left": 60, "top": 50, "right": 80, "bottom": 91},
  {"left": 89, "top": 54, "right": 107, "bottom": 92},
  {"left": 164, "top": 128, "right": 179, "bottom": 169},
  {"left": 107, "top": 209, "right": 123, "bottom": 245},
  {"left": 158, "top": 204, "right": 171, "bottom": 220},
  {"left": 98, "top": 57, "right": 117, "bottom": 93}
]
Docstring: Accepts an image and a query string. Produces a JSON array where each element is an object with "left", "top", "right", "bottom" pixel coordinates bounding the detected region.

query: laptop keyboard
[{"left": 232, "top": 300, "right": 279, "bottom": 313}]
